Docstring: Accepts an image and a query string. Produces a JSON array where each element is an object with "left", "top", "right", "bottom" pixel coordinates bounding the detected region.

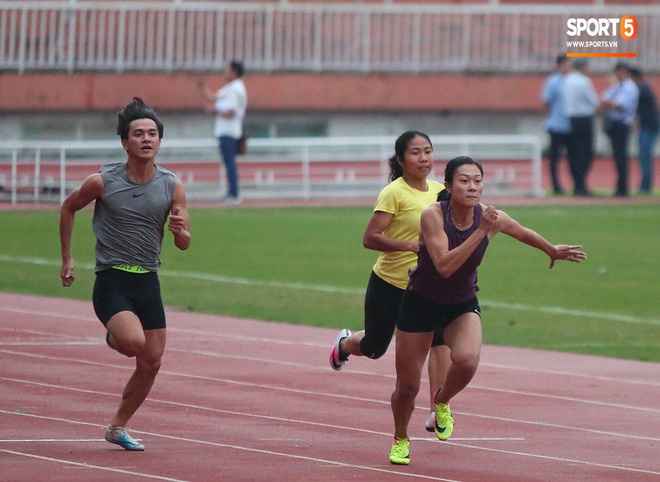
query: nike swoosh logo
[{"left": 133, "top": 192, "right": 146, "bottom": 198}]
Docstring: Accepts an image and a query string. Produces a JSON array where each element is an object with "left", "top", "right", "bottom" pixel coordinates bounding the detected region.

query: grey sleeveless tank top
[{"left": 92, "top": 162, "right": 176, "bottom": 272}]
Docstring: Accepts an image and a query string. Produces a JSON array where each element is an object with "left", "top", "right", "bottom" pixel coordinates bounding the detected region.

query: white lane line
[
  {"left": 0, "top": 439, "right": 102, "bottom": 443},
  {"left": 0, "top": 449, "right": 189, "bottom": 481},
  {"left": 1, "top": 312, "right": 658, "bottom": 388},
  {"left": 0, "top": 411, "right": 457, "bottom": 482},
  {"left": 1, "top": 352, "right": 659, "bottom": 444},
  {"left": 3, "top": 404, "right": 659, "bottom": 479}
]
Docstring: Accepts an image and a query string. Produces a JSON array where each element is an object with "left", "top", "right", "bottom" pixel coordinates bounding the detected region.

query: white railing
[
  {"left": 0, "top": 2, "right": 657, "bottom": 74},
  {"left": 0, "top": 135, "right": 543, "bottom": 205}
]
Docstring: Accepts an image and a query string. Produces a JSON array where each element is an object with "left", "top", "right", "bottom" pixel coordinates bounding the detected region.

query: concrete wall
[{"left": 2, "top": 71, "right": 657, "bottom": 158}]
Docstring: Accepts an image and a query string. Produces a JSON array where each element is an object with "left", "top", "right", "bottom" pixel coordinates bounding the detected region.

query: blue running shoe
[{"left": 105, "top": 425, "right": 144, "bottom": 451}]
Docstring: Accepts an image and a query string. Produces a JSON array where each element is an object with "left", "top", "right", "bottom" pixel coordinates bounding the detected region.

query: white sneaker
[
  {"left": 329, "top": 329, "right": 351, "bottom": 371},
  {"left": 425, "top": 411, "right": 435, "bottom": 432}
]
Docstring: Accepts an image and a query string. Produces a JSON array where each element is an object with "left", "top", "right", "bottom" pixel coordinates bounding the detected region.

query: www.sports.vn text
[{"left": 566, "top": 40, "right": 618, "bottom": 48}]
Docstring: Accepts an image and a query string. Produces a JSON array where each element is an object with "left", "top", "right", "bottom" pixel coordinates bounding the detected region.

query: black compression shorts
[
  {"left": 360, "top": 271, "right": 444, "bottom": 358},
  {"left": 397, "top": 290, "right": 481, "bottom": 334},
  {"left": 92, "top": 268, "right": 166, "bottom": 330}
]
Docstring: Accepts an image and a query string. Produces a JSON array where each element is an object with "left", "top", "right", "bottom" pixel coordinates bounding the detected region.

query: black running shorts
[
  {"left": 397, "top": 290, "right": 481, "bottom": 334},
  {"left": 92, "top": 268, "right": 166, "bottom": 330}
]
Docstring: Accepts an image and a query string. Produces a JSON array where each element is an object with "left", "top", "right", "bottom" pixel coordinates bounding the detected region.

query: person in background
[
  {"left": 601, "top": 62, "right": 640, "bottom": 197},
  {"left": 199, "top": 59, "right": 248, "bottom": 204},
  {"left": 563, "top": 58, "right": 600, "bottom": 196},
  {"left": 542, "top": 54, "right": 572, "bottom": 195},
  {"left": 329, "top": 131, "right": 451, "bottom": 433},
  {"left": 629, "top": 67, "right": 658, "bottom": 194},
  {"left": 59, "top": 97, "right": 191, "bottom": 451},
  {"left": 388, "top": 156, "right": 586, "bottom": 465}
]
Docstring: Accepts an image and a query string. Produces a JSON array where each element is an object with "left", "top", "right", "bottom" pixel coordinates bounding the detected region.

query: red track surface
[{"left": 1, "top": 293, "right": 658, "bottom": 481}]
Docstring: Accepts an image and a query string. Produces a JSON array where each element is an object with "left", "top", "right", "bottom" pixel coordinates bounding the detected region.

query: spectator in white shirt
[
  {"left": 563, "top": 58, "right": 600, "bottom": 196},
  {"left": 199, "top": 60, "right": 248, "bottom": 204}
]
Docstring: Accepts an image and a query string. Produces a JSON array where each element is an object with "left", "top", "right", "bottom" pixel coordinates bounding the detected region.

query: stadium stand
[
  {"left": 0, "top": 1, "right": 657, "bottom": 203},
  {"left": 1, "top": 1, "right": 657, "bottom": 114}
]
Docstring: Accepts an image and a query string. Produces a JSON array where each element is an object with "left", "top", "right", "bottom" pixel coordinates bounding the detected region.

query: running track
[{"left": 1, "top": 293, "right": 658, "bottom": 481}]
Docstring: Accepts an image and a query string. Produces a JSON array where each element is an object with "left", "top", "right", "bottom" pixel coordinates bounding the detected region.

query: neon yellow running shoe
[
  {"left": 389, "top": 437, "right": 410, "bottom": 465},
  {"left": 434, "top": 402, "right": 454, "bottom": 441}
]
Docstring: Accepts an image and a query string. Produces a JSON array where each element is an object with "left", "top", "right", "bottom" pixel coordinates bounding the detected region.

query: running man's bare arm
[
  {"left": 168, "top": 179, "right": 191, "bottom": 251},
  {"left": 59, "top": 173, "right": 104, "bottom": 286}
]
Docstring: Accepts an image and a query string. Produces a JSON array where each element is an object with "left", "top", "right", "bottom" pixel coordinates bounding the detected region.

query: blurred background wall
[{"left": 1, "top": 0, "right": 658, "bottom": 156}]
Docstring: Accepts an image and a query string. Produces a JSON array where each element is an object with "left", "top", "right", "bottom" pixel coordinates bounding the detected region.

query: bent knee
[
  {"left": 452, "top": 352, "right": 481, "bottom": 374},
  {"left": 360, "top": 339, "right": 391, "bottom": 360},
  {"left": 115, "top": 336, "right": 146, "bottom": 358},
  {"left": 368, "top": 348, "right": 388, "bottom": 360},
  {"left": 395, "top": 379, "right": 421, "bottom": 401},
  {"left": 138, "top": 358, "right": 162, "bottom": 376}
]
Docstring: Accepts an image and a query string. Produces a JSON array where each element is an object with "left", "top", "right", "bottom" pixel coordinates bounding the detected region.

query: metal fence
[
  {"left": 0, "top": 2, "right": 658, "bottom": 74},
  {"left": 0, "top": 135, "right": 543, "bottom": 205}
]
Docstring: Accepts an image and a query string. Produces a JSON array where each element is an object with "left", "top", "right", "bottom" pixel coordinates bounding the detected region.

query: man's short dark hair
[
  {"left": 230, "top": 60, "right": 245, "bottom": 78},
  {"left": 574, "top": 58, "right": 589, "bottom": 69},
  {"left": 116, "top": 97, "right": 164, "bottom": 140},
  {"left": 614, "top": 61, "right": 630, "bottom": 72},
  {"left": 556, "top": 54, "right": 569, "bottom": 66},
  {"left": 629, "top": 67, "right": 643, "bottom": 79}
]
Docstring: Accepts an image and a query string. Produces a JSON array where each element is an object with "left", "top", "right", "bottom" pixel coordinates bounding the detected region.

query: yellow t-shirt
[{"left": 372, "top": 177, "right": 444, "bottom": 289}]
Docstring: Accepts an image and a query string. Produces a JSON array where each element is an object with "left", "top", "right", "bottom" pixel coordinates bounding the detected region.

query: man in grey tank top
[{"left": 59, "top": 97, "right": 191, "bottom": 451}]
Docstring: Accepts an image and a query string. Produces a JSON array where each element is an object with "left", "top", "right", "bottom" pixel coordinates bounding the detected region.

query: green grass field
[{"left": 1, "top": 204, "right": 658, "bottom": 362}]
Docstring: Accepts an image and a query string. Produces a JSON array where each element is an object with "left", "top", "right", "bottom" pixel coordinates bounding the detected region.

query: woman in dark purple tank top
[{"left": 387, "top": 156, "right": 588, "bottom": 465}]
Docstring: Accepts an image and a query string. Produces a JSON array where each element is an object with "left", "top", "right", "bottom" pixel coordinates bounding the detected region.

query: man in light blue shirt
[
  {"left": 602, "top": 62, "right": 640, "bottom": 197},
  {"left": 563, "top": 58, "right": 600, "bottom": 196},
  {"left": 542, "top": 55, "right": 572, "bottom": 195}
]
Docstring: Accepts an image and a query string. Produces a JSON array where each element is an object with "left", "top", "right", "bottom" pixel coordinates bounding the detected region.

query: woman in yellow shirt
[{"left": 329, "top": 130, "right": 450, "bottom": 431}]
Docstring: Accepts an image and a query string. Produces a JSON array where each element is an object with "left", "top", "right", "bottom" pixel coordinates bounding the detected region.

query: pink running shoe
[{"left": 329, "top": 329, "right": 351, "bottom": 371}]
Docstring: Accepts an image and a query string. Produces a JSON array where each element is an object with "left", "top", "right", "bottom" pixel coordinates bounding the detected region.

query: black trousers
[
  {"left": 606, "top": 121, "right": 631, "bottom": 196},
  {"left": 567, "top": 116, "right": 594, "bottom": 194},
  {"left": 547, "top": 130, "right": 570, "bottom": 193}
]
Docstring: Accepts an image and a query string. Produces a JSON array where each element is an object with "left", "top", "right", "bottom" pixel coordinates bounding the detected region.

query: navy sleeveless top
[{"left": 408, "top": 201, "right": 489, "bottom": 304}]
